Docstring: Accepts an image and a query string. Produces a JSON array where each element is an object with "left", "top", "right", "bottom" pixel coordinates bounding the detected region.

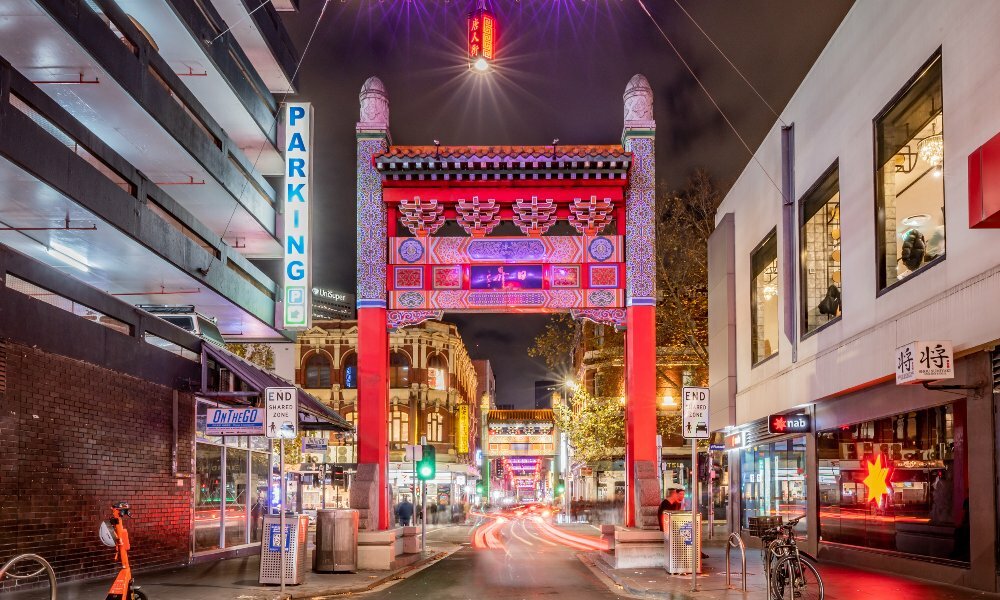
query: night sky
[{"left": 273, "top": 0, "right": 853, "bottom": 407}]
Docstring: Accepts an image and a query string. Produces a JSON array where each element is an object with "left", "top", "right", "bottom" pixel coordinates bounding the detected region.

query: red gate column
[
  {"left": 622, "top": 74, "right": 658, "bottom": 528},
  {"left": 356, "top": 77, "right": 391, "bottom": 530}
]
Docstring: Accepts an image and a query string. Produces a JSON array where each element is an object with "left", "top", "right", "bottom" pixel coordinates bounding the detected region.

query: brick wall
[{"left": 0, "top": 340, "right": 194, "bottom": 588}]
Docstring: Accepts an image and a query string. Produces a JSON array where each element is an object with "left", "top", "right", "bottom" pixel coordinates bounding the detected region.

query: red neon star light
[
  {"left": 772, "top": 416, "right": 786, "bottom": 432},
  {"left": 862, "top": 455, "right": 892, "bottom": 504}
]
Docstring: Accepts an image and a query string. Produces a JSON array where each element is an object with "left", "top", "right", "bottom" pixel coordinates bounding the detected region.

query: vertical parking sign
[{"left": 282, "top": 102, "right": 312, "bottom": 330}]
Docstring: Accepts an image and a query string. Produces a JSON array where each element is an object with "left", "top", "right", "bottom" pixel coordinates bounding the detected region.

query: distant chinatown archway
[{"left": 354, "top": 74, "right": 658, "bottom": 530}]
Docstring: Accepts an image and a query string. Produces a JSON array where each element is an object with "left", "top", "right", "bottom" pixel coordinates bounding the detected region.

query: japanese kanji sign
[{"left": 895, "top": 340, "right": 953, "bottom": 384}]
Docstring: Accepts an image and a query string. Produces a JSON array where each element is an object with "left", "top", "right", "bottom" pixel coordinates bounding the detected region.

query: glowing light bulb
[{"left": 474, "top": 58, "right": 490, "bottom": 72}]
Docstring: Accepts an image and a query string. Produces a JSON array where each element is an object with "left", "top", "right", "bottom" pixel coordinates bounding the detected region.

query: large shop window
[
  {"left": 426, "top": 412, "right": 444, "bottom": 442},
  {"left": 304, "top": 353, "right": 331, "bottom": 388},
  {"left": 800, "top": 164, "right": 842, "bottom": 335},
  {"left": 342, "top": 353, "right": 358, "bottom": 389},
  {"left": 389, "top": 351, "right": 411, "bottom": 388},
  {"left": 750, "top": 230, "right": 779, "bottom": 365},
  {"left": 876, "top": 52, "right": 945, "bottom": 290},
  {"left": 195, "top": 400, "right": 273, "bottom": 553},
  {"left": 390, "top": 408, "right": 409, "bottom": 442},
  {"left": 816, "top": 400, "right": 969, "bottom": 562},
  {"left": 427, "top": 354, "right": 449, "bottom": 391},
  {"left": 740, "top": 437, "right": 809, "bottom": 541}
]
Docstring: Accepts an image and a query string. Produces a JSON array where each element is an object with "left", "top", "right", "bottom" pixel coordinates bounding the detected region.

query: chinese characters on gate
[{"left": 894, "top": 340, "right": 954, "bottom": 384}]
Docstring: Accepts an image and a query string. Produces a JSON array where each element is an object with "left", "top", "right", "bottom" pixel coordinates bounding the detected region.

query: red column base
[
  {"left": 625, "top": 304, "right": 658, "bottom": 527},
  {"left": 357, "top": 306, "right": 389, "bottom": 530}
]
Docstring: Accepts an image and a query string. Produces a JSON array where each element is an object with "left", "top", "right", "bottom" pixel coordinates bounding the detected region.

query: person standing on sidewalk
[{"left": 395, "top": 496, "right": 414, "bottom": 526}]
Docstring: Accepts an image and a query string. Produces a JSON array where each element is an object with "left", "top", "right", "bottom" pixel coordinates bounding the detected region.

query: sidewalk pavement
[
  {"left": 6, "top": 525, "right": 464, "bottom": 600},
  {"left": 585, "top": 535, "right": 1000, "bottom": 600}
]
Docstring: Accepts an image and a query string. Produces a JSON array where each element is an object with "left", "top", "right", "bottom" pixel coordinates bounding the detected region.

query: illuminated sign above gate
[{"left": 282, "top": 102, "right": 312, "bottom": 330}]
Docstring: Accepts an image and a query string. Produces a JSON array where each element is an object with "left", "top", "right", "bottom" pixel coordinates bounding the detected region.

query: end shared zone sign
[{"left": 265, "top": 387, "right": 298, "bottom": 439}]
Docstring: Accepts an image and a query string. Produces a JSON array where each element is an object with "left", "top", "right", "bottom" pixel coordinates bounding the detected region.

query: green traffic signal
[
  {"left": 476, "top": 483, "right": 485, "bottom": 494},
  {"left": 555, "top": 479, "right": 565, "bottom": 495},
  {"left": 417, "top": 444, "right": 436, "bottom": 480}
]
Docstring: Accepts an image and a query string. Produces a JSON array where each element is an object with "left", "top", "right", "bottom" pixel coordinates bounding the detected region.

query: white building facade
[{"left": 708, "top": 1, "right": 1000, "bottom": 591}]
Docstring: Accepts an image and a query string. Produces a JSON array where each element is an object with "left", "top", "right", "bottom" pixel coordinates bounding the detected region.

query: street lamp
[{"left": 661, "top": 394, "right": 676, "bottom": 407}]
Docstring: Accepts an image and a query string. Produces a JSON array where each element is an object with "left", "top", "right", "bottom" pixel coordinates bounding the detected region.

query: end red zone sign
[{"left": 767, "top": 413, "right": 811, "bottom": 435}]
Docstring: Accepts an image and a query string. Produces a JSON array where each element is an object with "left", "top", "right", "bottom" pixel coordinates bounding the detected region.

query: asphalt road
[{"left": 366, "top": 517, "right": 625, "bottom": 600}]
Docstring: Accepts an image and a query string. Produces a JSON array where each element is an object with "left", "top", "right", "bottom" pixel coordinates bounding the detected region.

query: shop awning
[{"left": 201, "top": 343, "right": 353, "bottom": 432}]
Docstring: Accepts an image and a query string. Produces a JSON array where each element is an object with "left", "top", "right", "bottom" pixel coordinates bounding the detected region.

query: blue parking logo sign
[
  {"left": 267, "top": 524, "right": 292, "bottom": 551},
  {"left": 680, "top": 521, "right": 693, "bottom": 546}
]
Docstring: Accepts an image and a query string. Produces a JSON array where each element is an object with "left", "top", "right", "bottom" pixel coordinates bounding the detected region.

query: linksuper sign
[{"left": 283, "top": 103, "right": 312, "bottom": 330}]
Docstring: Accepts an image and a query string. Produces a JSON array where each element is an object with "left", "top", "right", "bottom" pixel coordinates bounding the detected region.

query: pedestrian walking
[{"left": 395, "top": 496, "right": 414, "bottom": 526}]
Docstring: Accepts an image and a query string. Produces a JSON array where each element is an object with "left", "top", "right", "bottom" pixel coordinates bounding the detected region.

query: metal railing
[
  {"left": 725, "top": 532, "right": 747, "bottom": 591},
  {"left": 1, "top": 554, "right": 57, "bottom": 600}
]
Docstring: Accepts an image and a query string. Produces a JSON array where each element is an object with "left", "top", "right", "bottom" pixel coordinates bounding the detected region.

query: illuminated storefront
[
  {"left": 816, "top": 401, "right": 968, "bottom": 562},
  {"left": 738, "top": 434, "right": 809, "bottom": 541}
]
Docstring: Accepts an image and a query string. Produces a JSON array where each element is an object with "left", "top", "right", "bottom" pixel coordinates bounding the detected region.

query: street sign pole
[
  {"left": 279, "top": 437, "right": 285, "bottom": 597},
  {"left": 708, "top": 450, "right": 714, "bottom": 540},
  {"left": 420, "top": 435, "right": 427, "bottom": 552},
  {"left": 691, "top": 438, "right": 698, "bottom": 593},
  {"left": 265, "top": 387, "right": 296, "bottom": 596},
  {"left": 681, "top": 386, "right": 710, "bottom": 593}
]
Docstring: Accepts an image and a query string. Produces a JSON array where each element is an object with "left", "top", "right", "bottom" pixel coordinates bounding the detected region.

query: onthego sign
[
  {"left": 205, "top": 407, "right": 264, "bottom": 436},
  {"left": 895, "top": 340, "right": 953, "bottom": 384}
]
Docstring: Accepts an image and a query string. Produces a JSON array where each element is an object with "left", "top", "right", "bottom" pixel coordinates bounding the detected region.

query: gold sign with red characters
[
  {"left": 767, "top": 413, "right": 811, "bottom": 435},
  {"left": 468, "top": 8, "right": 497, "bottom": 69}
]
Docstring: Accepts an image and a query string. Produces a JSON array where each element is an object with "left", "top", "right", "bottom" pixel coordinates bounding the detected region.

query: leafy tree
[
  {"left": 553, "top": 388, "right": 624, "bottom": 463},
  {"left": 656, "top": 169, "right": 723, "bottom": 370},
  {"left": 554, "top": 389, "right": 688, "bottom": 461},
  {"left": 226, "top": 342, "right": 276, "bottom": 372},
  {"left": 526, "top": 313, "right": 578, "bottom": 375}
]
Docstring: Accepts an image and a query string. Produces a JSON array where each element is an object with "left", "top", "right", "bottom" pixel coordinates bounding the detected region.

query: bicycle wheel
[{"left": 770, "top": 557, "right": 823, "bottom": 600}]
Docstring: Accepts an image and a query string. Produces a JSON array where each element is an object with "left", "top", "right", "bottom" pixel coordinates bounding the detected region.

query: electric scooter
[{"left": 98, "top": 502, "right": 147, "bottom": 600}]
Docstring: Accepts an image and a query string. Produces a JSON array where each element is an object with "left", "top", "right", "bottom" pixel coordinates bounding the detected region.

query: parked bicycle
[{"left": 760, "top": 515, "right": 823, "bottom": 600}]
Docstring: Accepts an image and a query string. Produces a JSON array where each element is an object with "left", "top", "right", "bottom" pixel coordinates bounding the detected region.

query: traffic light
[
  {"left": 555, "top": 479, "right": 565, "bottom": 495},
  {"left": 476, "top": 482, "right": 485, "bottom": 495},
  {"left": 417, "top": 444, "right": 436, "bottom": 480},
  {"left": 332, "top": 465, "right": 345, "bottom": 484}
]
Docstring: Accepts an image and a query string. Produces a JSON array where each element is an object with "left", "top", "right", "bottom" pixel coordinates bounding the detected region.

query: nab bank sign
[{"left": 283, "top": 103, "right": 312, "bottom": 330}]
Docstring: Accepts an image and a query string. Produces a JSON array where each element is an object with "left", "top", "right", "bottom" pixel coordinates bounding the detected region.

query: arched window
[
  {"left": 427, "top": 354, "right": 449, "bottom": 391},
  {"left": 342, "top": 353, "right": 358, "bottom": 389},
  {"left": 390, "top": 407, "right": 409, "bottom": 443},
  {"left": 304, "top": 353, "right": 331, "bottom": 388},
  {"left": 426, "top": 412, "right": 444, "bottom": 442},
  {"left": 389, "top": 351, "right": 411, "bottom": 388}
]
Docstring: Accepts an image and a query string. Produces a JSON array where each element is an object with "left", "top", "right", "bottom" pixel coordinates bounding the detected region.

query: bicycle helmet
[{"left": 99, "top": 520, "right": 118, "bottom": 547}]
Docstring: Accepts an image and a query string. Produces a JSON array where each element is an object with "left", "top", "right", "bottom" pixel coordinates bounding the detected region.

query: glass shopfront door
[
  {"left": 195, "top": 400, "right": 273, "bottom": 553},
  {"left": 740, "top": 436, "right": 809, "bottom": 541}
]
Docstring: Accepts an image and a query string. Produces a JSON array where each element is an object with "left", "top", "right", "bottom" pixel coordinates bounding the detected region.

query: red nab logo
[{"left": 767, "top": 414, "right": 811, "bottom": 434}]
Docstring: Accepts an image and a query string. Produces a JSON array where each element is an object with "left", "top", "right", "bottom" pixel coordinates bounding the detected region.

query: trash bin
[
  {"left": 662, "top": 512, "right": 701, "bottom": 574},
  {"left": 259, "top": 514, "right": 310, "bottom": 585},
  {"left": 314, "top": 509, "right": 359, "bottom": 573}
]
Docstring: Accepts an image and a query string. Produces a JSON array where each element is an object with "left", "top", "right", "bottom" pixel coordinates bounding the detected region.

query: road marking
[
  {"left": 507, "top": 520, "right": 534, "bottom": 546},
  {"left": 521, "top": 519, "right": 559, "bottom": 546}
]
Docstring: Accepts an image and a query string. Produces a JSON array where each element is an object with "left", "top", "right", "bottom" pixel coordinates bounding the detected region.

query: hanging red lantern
[{"left": 468, "top": 6, "right": 497, "bottom": 72}]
